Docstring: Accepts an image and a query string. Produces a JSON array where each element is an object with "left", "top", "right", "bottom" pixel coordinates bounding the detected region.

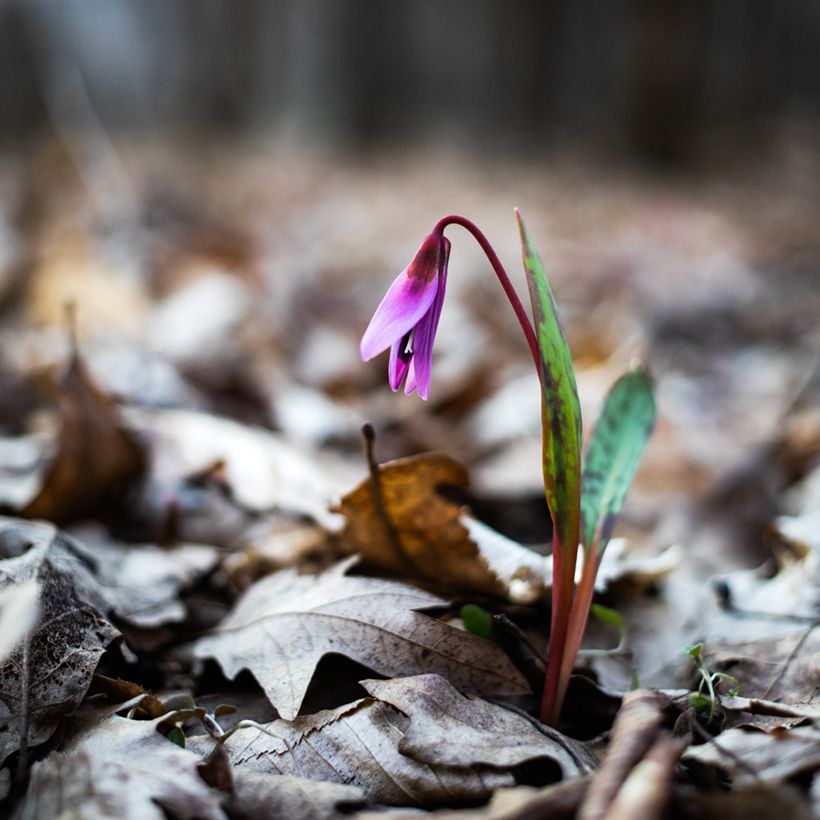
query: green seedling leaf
[
  {"left": 460, "top": 604, "right": 494, "bottom": 639},
  {"left": 515, "top": 210, "right": 582, "bottom": 555},
  {"left": 590, "top": 603, "right": 624, "bottom": 631},
  {"left": 581, "top": 369, "right": 655, "bottom": 555},
  {"left": 166, "top": 726, "right": 186, "bottom": 749}
]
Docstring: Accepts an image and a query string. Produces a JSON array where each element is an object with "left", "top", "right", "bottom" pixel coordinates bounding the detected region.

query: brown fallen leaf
[
  {"left": 20, "top": 711, "right": 225, "bottom": 820},
  {"left": 194, "top": 558, "right": 530, "bottom": 720},
  {"left": 22, "top": 343, "right": 146, "bottom": 524},
  {"left": 220, "top": 697, "right": 513, "bottom": 807},
  {"left": 361, "top": 674, "right": 595, "bottom": 775},
  {"left": 337, "top": 451, "right": 506, "bottom": 596},
  {"left": 0, "top": 517, "right": 119, "bottom": 770},
  {"left": 337, "top": 446, "right": 561, "bottom": 601}
]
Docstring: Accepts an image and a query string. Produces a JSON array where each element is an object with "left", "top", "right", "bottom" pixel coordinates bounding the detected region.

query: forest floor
[{"left": 0, "top": 133, "right": 818, "bottom": 818}]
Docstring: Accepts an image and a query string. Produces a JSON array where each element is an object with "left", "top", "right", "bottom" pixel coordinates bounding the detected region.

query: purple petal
[
  {"left": 404, "top": 257, "right": 448, "bottom": 400},
  {"left": 387, "top": 337, "right": 410, "bottom": 391},
  {"left": 360, "top": 238, "right": 445, "bottom": 361}
]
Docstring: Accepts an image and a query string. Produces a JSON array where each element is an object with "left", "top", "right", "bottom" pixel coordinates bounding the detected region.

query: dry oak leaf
[
  {"left": 361, "top": 674, "right": 595, "bottom": 776},
  {"left": 337, "top": 451, "right": 534, "bottom": 599},
  {"left": 0, "top": 518, "right": 118, "bottom": 769},
  {"left": 221, "top": 697, "right": 513, "bottom": 807},
  {"left": 18, "top": 711, "right": 225, "bottom": 820},
  {"left": 193, "top": 557, "right": 530, "bottom": 720},
  {"left": 22, "top": 346, "right": 146, "bottom": 524}
]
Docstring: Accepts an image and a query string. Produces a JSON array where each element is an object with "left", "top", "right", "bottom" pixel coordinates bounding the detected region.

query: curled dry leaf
[
  {"left": 19, "top": 712, "right": 225, "bottom": 820},
  {"left": 194, "top": 558, "right": 530, "bottom": 720},
  {"left": 22, "top": 347, "right": 146, "bottom": 524},
  {"left": 0, "top": 518, "right": 118, "bottom": 769},
  {"left": 221, "top": 697, "right": 513, "bottom": 807},
  {"left": 337, "top": 451, "right": 562, "bottom": 602},
  {"left": 361, "top": 674, "right": 595, "bottom": 775}
]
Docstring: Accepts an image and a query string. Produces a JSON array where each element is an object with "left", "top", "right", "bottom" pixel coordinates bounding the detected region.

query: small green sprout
[{"left": 685, "top": 642, "right": 740, "bottom": 723}]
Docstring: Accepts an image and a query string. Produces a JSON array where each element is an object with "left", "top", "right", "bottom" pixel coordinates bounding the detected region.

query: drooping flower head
[{"left": 360, "top": 233, "right": 450, "bottom": 400}]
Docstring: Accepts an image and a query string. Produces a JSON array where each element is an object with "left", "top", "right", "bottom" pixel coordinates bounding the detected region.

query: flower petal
[
  {"left": 403, "top": 245, "right": 449, "bottom": 400},
  {"left": 388, "top": 337, "right": 410, "bottom": 391},
  {"left": 359, "top": 234, "right": 445, "bottom": 361}
]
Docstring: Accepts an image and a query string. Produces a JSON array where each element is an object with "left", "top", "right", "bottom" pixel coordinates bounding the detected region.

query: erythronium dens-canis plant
[{"left": 360, "top": 211, "right": 656, "bottom": 726}]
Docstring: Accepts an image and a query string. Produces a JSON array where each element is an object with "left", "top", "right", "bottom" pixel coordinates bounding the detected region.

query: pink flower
[{"left": 360, "top": 233, "right": 450, "bottom": 400}]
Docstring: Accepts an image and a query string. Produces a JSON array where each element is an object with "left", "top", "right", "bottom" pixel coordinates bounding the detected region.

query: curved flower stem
[{"left": 432, "top": 214, "right": 540, "bottom": 372}]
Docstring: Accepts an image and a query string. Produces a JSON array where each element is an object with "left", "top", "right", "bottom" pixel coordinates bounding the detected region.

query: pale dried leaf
[
  {"left": 229, "top": 771, "right": 365, "bottom": 820},
  {"left": 69, "top": 525, "right": 220, "bottom": 628},
  {"left": 19, "top": 712, "right": 225, "bottom": 820},
  {"left": 223, "top": 697, "right": 513, "bottom": 806},
  {"left": 361, "top": 674, "right": 594, "bottom": 775},
  {"left": 129, "top": 407, "right": 357, "bottom": 532},
  {"left": 194, "top": 558, "right": 530, "bottom": 720}
]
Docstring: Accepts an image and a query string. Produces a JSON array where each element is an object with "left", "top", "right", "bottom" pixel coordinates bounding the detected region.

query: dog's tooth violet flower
[{"left": 360, "top": 233, "right": 451, "bottom": 400}]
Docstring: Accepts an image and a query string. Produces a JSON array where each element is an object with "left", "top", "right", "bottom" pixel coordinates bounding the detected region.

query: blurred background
[{"left": 0, "top": 0, "right": 818, "bottom": 569}]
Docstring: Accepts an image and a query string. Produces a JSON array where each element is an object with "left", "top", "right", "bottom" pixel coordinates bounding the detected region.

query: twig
[
  {"left": 360, "top": 424, "right": 418, "bottom": 576},
  {"left": 578, "top": 689, "right": 665, "bottom": 820}
]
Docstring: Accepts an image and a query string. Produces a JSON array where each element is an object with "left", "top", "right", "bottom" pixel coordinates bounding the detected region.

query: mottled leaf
[
  {"left": 515, "top": 210, "right": 582, "bottom": 554},
  {"left": 581, "top": 369, "right": 655, "bottom": 555}
]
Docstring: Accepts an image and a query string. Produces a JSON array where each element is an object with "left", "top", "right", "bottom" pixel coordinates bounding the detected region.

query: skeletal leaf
[
  {"left": 194, "top": 558, "right": 530, "bottom": 720},
  {"left": 581, "top": 370, "right": 655, "bottom": 555},
  {"left": 0, "top": 518, "right": 118, "bottom": 768},
  {"left": 0, "top": 577, "right": 39, "bottom": 663}
]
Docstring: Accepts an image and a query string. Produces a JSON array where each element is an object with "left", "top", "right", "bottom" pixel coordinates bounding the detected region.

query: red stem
[
  {"left": 432, "top": 214, "right": 540, "bottom": 372},
  {"left": 554, "top": 547, "right": 600, "bottom": 721}
]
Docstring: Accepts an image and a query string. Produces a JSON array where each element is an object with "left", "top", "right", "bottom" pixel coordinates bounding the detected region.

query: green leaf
[
  {"left": 581, "top": 369, "right": 655, "bottom": 555},
  {"left": 515, "top": 210, "right": 582, "bottom": 554},
  {"left": 590, "top": 602, "right": 624, "bottom": 631},
  {"left": 460, "top": 604, "right": 494, "bottom": 639},
  {"left": 166, "top": 726, "right": 186, "bottom": 749}
]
